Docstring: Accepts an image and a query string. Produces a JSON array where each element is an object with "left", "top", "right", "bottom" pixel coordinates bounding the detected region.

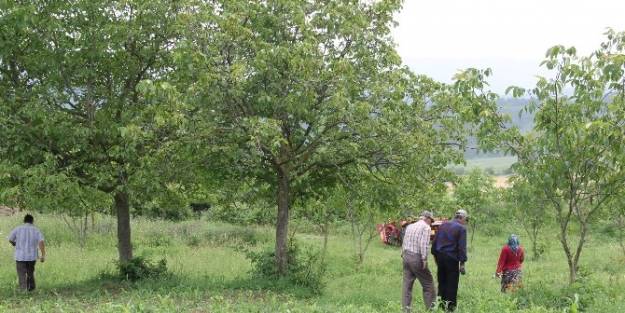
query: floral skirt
[{"left": 501, "top": 269, "right": 522, "bottom": 292}]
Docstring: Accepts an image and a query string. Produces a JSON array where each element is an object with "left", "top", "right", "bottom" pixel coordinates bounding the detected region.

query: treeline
[
  {"left": 1, "top": 1, "right": 624, "bottom": 284},
  {"left": 0, "top": 0, "right": 505, "bottom": 275}
]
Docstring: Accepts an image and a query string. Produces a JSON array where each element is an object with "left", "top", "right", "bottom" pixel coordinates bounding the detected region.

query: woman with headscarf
[{"left": 495, "top": 234, "right": 524, "bottom": 292}]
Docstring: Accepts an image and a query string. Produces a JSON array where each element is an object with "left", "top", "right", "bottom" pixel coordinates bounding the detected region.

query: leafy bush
[
  {"left": 245, "top": 239, "right": 326, "bottom": 293},
  {"left": 207, "top": 203, "right": 275, "bottom": 225},
  {"left": 117, "top": 256, "right": 169, "bottom": 282},
  {"left": 204, "top": 226, "right": 268, "bottom": 246},
  {"left": 513, "top": 269, "right": 605, "bottom": 312},
  {"left": 133, "top": 204, "right": 193, "bottom": 221},
  {"left": 186, "top": 235, "right": 202, "bottom": 247},
  {"left": 146, "top": 232, "right": 173, "bottom": 247}
]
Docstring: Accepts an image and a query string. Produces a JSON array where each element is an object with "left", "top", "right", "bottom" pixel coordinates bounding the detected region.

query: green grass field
[
  {"left": 451, "top": 156, "right": 517, "bottom": 175},
  {"left": 0, "top": 214, "right": 623, "bottom": 312}
]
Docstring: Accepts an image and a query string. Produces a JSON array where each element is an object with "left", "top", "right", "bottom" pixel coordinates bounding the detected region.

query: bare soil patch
[{"left": 0, "top": 205, "right": 17, "bottom": 216}]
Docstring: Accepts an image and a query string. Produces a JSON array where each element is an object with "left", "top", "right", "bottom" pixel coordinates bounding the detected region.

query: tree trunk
[
  {"left": 529, "top": 222, "right": 540, "bottom": 260},
  {"left": 531, "top": 237, "right": 538, "bottom": 260},
  {"left": 617, "top": 216, "right": 625, "bottom": 257},
  {"left": 115, "top": 191, "right": 133, "bottom": 262},
  {"left": 357, "top": 227, "right": 364, "bottom": 264},
  {"left": 559, "top": 231, "right": 578, "bottom": 284},
  {"left": 275, "top": 166, "right": 290, "bottom": 276},
  {"left": 470, "top": 222, "right": 477, "bottom": 246},
  {"left": 568, "top": 261, "right": 577, "bottom": 284},
  {"left": 321, "top": 222, "right": 329, "bottom": 264},
  {"left": 570, "top": 218, "right": 588, "bottom": 284}
]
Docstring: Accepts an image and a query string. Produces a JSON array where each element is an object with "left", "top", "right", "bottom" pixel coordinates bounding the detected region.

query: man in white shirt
[
  {"left": 8, "top": 214, "right": 46, "bottom": 291},
  {"left": 401, "top": 211, "right": 436, "bottom": 312}
]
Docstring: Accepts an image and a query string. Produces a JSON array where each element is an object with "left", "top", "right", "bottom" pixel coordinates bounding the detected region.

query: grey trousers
[
  {"left": 402, "top": 251, "right": 436, "bottom": 312},
  {"left": 16, "top": 261, "right": 36, "bottom": 291}
]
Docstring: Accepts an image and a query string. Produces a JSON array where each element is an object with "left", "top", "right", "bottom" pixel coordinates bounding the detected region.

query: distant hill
[
  {"left": 465, "top": 97, "right": 534, "bottom": 159},
  {"left": 497, "top": 97, "right": 534, "bottom": 134}
]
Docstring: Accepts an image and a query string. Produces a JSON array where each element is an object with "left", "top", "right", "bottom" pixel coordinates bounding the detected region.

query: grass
[
  {"left": 451, "top": 156, "right": 517, "bottom": 175},
  {"left": 1, "top": 214, "right": 623, "bottom": 312}
]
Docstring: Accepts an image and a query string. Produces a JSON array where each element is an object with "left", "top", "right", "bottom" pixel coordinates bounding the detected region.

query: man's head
[
  {"left": 24, "top": 214, "right": 34, "bottom": 224},
  {"left": 420, "top": 210, "right": 434, "bottom": 225},
  {"left": 454, "top": 209, "right": 469, "bottom": 224}
]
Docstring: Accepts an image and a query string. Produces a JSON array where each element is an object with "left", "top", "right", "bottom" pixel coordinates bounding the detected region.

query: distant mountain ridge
[{"left": 465, "top": 97, "right": 534, "bottom": 159}]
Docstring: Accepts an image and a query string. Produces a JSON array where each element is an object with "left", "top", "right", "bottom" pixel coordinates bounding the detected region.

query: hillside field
[
  {"left": 451, "top": 156, "right": 517, "bottom": 176},
  {"left": 1, "top": 214, "right": 623, "bottom": 312}
]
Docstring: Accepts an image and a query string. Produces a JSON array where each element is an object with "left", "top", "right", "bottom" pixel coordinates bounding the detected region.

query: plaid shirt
[{"left": 402, "top": 219, "right": 431, "bottom": 258}]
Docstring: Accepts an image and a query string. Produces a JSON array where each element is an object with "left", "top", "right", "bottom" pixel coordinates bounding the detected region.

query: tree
[
  {"left": 505, "top": 29, "right": 625, "bottom": 283},
  {"left": 292, "top": 186, "right": 343, "bottom": 264},
  {"left": 605, "top": 196, "right": 625, "bottom": 259},
  {"left": 336, "top": 168, "right": 401, "bottom": 265},
  {"left": 505, "top": 175, "right": 549, "bottom": 259},
  {"left": 454, "top": 168, "right": 495, "bottom": 245},
  {"left": 0, "top": 0, "right": 191, "bottom": 262},
  {"left": 177, "top": 0, "right": 506, "bottom": 275},
  {"left": 615, "top": 211, "right": 625, "bottom": 259}
]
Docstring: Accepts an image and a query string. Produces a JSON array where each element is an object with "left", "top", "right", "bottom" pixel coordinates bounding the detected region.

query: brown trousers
[
  {"left": 402, "top": 251, "right": 436, "bottom": 312},
  {"left": 16, "top": 261, "right": 36, "bottom": 291}
]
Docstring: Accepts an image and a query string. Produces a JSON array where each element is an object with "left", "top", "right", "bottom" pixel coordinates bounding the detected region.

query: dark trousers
[
  {"left": 16, "top": 261, "right": 36, "bottom": 291},
  {"left": 433, "top": 252, "right": 460, "bottom": 311},
  {"left": 402, "top": 252, "right": 436, "bottom": 312}
]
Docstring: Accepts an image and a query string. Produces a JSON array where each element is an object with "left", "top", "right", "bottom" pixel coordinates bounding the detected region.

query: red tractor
[{"left": 376, "top": 218, "right": 447, "bottom": 247}]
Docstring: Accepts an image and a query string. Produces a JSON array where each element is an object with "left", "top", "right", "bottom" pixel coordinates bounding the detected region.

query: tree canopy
[
  {"left": 506, "top": 29, "right": 625, "bottom": 283},
  {"left": 2, "top": 0, "right": 508, "bottom": 273},
  {"left": 0, "top": 0, "right": 193, "bottom": 261}
]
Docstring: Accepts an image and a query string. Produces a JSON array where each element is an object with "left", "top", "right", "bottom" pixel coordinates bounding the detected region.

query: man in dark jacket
[{"left": 431, "top": 209, "right": 468, "bottom": 312}]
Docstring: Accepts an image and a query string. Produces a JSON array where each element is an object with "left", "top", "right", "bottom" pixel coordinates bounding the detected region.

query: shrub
[
  {"left": 186, "top": 235, "right": 202, "bottom": 247},
  {"left": 117, "top": 256, "right": 169, "bottom": 282},
  {"left": 245, "top": 239, "right": 326, "bottom": 293},
  {"left": 513, "top": 268, "right": 604, "bottom": 312},
  {"left": 204, "top": 226, "right": 268, "bottom": 246},
  {"left": 146, "top": 232, "right": 173, "bottom": 247},
  {"left": 206, "top": 203, "right": 275, "bottom": 225}
]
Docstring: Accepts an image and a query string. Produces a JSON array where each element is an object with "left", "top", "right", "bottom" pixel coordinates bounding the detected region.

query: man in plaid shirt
[{"left": 401, "top": 211, "right": 436, "bottom": 312}]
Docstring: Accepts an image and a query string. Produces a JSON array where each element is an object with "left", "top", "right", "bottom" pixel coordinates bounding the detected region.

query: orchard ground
[{"left": 0, "top": 214, "right": 623, "bottom": 313}]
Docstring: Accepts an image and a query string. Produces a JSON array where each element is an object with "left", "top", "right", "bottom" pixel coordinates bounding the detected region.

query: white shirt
[
  {"left": 402, "top": 219, "right": 431, "bottom": 258},
  {"left": 8, "top": 224, "right": 44, "bottom": 261}
]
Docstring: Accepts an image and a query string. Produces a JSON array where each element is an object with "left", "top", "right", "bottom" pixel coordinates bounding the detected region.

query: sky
[{"left": 392, "top": 0, "right": 625, "bottom": 94}]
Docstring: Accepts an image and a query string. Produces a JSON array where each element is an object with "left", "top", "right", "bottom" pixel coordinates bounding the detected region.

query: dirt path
[
  {"left": 0, "top": 205, "right": 17, "bottom": 216},
  {"left": 494, "top": 175, "right": 510, "bottom": 188}
]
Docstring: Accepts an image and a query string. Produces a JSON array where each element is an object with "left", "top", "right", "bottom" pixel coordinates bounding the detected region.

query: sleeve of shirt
[
  {"left": 458, "top": 226, "right": 467, "bottom": 262},
  {"left": 8, "top": 229, "right": 17, "bottom": 242},
  {"left": 431, "top": 229, "right": 438, "bottom": 255},
  {"left": 37, "top": 230, "right": 45, "bottom": 242},
  {"left": 496, "top": 247, "right": 507, "bottom": 274},
  {"left": 519, "top": 247, "right": 524, "bottom": 264},
  {"left": 419, "top": 226, "right": 430, "bottom": 258}
]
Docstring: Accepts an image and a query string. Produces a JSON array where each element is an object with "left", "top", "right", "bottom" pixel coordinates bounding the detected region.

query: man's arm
[
  {"left": 38, "top": 241, "right": 46, "bottom": 262},
  {"left": 458, "top": 226, "right": 467, "bottom": 263},
  {"left": 419, "top": 226, "right": 430, "bottom": 258},
  {"left": 430, "top": 228, "right": 438, "bottom": 255},
  {"left": 420, "top": 226, "right": 431, "bottom": 269},
  {"left": 8, "top": 230, "right": 16, "bottom": 246}
]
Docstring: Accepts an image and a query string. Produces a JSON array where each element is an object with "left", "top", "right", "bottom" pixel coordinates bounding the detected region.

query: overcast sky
[{"left": 392, "top": 0, "right": 625, "bottom": 94}]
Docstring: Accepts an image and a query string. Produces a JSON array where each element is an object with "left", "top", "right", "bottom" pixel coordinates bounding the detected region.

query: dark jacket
[{"left": 431, "top": 219, "right": 467, "bottom": 262}]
